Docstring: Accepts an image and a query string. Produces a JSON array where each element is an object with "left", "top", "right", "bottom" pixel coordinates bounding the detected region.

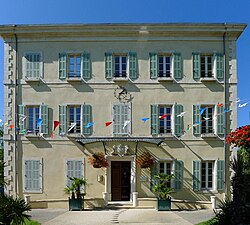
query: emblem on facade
[
  {"left": 114, "top": 86, "right": 132, "bottom": 103},
  {"left": 111, "top": 144, "right": 129, "bottom": 157}
]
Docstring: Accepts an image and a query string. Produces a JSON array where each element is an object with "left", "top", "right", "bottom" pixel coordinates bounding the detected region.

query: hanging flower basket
[
  {"left": 137, "top": 152, "right": 154, "bottom": 168},
  {"left": 88, "top": 152, "right": 109, "bottom": 168}
]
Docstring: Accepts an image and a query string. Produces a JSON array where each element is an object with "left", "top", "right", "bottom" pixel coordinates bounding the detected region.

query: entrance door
[{"left": 111, "top": 161, "right": 131, "bottom": 201}]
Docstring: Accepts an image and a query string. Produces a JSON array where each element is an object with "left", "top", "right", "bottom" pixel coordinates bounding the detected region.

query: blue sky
[{"left": 0, "top": 0, "right": 249, "bottom": 127}]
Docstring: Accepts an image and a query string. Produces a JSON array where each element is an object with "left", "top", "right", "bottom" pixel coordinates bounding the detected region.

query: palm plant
[
  {"left": 152, "top": 173, "right": 174, "bottom": 199},
  {"left": 64, "top": 177, "right": 87, "bottom": 199},
  {"left": 0, "top": 194, "right": 31, "bottom": 225}
]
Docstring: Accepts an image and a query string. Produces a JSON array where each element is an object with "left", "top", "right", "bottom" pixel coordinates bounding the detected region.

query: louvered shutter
[
  {"left": 113, "top": 104, "right": 129, "bottom": 135},
  {"left": 129, "top": 52, "right": 137, "bottom": 80},
  {"left": 19, "top": 105, "right": 26, "bottom": 131},
  {"left": 24, "top": 160, "right": 41, "bottom": 192},
  {"left": 217, "top": 160, "right": 225, "bottom": 191},
  {"left": 151, "top": 105, "right": 159, "bottom": 135},
  {"left": 82, "top": 52, "right": 91, "bottom": 80},
  {"left": 193, "top": 161, "right": 201, "bottom": 191},
  {"left": 59, "top": 53, "right": 67, "bottom": 79},
  {"left": 40, "top": 104, "right": 48, "bottom": 134},
  {"left": 174, "top": 104, "right": 184, "bottom": 137},
  {"left": 173, "top": 160, "right": 183, "bottom": 191},
  {"left": 193, "top": 53, "right": 200, "bottom": 80},
  {"left": 59, "top": 105, "right": 67, "bottom": 135},
  {"left": 193, "top": 105, "right": 201, "bottom": 135},
  {"left": 66, "top": 160, "right": 83, "bottom": 187},
  {"left": 105, "top": 52, "right": 113, "bottom": 79},
  {"left": 173, "top": 53, "right": 182, "bottom": 80},
  {"left": 149, "top": 53, "right": 158, "bottom": 79},
  {"left": 216, "top": 54, "right": 224, "bottom": 81},
  {"left": 150, "top": 159, "right": 159, "bottom": 190},
  {"left": 81, "top": 104, "right": 92, "bottom": 135},
  {"left": 217, "top": 105, "right": 224, "bottom": 136}
]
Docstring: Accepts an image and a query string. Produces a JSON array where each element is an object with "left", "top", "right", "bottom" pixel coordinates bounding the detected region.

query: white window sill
[
  {"left": 201, "top": 133, "right": 217, "bottom": 138},
  {"left": 158, "top": 77, "right": 174, "bottom": 82},
  {"left": 66, "top": 77, "right": 83, "bottom": 82},
  {"left": 25, "top": 77, "right": 41, "bottom": 82},
  {"left": 66, "top": 133, "right": 82, "bottom": 138},
  {"left": 200, "top": 77, "right": 216, "bottom": 82},
  {"left": 113, "top": 77, "right": 129, "bottom": 82},
  {"left": 200, "top": 190, "right": 218, "bottom": 194},
  {"left": 158, "top": 133, "right": 174, "bottom": 138}
]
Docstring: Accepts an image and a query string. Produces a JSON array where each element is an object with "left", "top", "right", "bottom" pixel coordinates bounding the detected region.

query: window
[
  {"left": 59, "top": 52, "right": 91, "bottom": 80},
  {"left": 159, "top": 162, "right": 172, "bottom": 188},
  {"left": 105, "top": 52, "right": 137, "bottom": 80},
  {"left": 193, "top": 53, "right": 224, "bottom": 81},
  {"left": 24, "top": 53, "right": 42, "bottom": 80},
  {"left": 59, "top": 104, "right": 92, "bottom": 136},
  {"left": 113, "top": 104, "right": 131, "bottom": 135},
  {"left": 66, "top": 160, "right": 84, "bottom": 188},
  {"left": 24, "top": 159, "right": 42, "bottom": 192},
  {"left": 201, "top": 161, "right": 213, "bottom": 189},
  {"left": 193, "top": 160, "right": 224, "bottom": 191},
  {"left": 27, "top": 106, "right": 40, "bottom": 133},
  {"left": 151, "top": 104, "right": 184, "bottom": 137},
  {"left": 68, "top": 54, "right": 81, "bottom": 78},
  {"left": 150, "top": 53, "right": 182, "bottom": 80},
  {"left": 18, "top": 104, "right": 48, "bottom": 134},
  {"left": 159, "top": 106, "right": 172, "bottom": 134},
  {"left": 114, "top": 55, "right": 127, "bottom": 77},
  {"left": 201, "top": 106, "right": 214, "bottom": 134},
  {"left": 68, "top": 106, "right": 81, "bottom": 134}
]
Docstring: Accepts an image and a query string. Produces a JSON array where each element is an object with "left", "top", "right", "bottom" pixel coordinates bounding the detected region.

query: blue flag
[
  {"left": 85, "top": 122, "right": 94, "bottom": 128},
  {"left": 199, "top": 108, "right": 206, "bottom": 115},
  {"left": 140, "top": 117, "right": 149, "bottom": 123},
  {"left": 36, "top": 119, "right": 43, "bottom": 128}
]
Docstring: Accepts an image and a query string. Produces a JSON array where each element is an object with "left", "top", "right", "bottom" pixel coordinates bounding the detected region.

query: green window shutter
[
  {"left": 122, "top": 104, "right": 130, "bottom": 134},
  {"left": 113, "top": 104, "right": 129, "bottom": 135},
  {"left": 66, "top": 160, "right": 83, "bottom": 187},
  {"left": 174, "top": 104, "right": 184, "bottom": 137},
  {"left": 150, "top": 159, "right": 159, "bottom": 190},
  {"left": 81, "top": 52, "right": 91, "bottom": 80},
  {"left": 193, "top": 105, "right": 201, "bottom": 135},
  {"left": 129, "top": 52, "right": 137, "bottom": 80},
  {"left": 59, "top": 53, "right": 67, "bottom": 79},
  {"left": 217, "top": 160, "right": 225, "bottom": 191},
  {"left": 193, "top": 161, "right": 201, "bottom": 191},
  {"left": 40, "top": 104, "right": 48, "bottom": 134},
  {"left": 105, "top": 52, "right": 113, "bottom": 79},
  {"left": 24, "top": 160, "right": 41, "bottom": 192},
  {"left": 81, "top": 104, "right": 92, "bottom": 136},
  {"left": 174, "top": 160, "right": 183, "bottom": 191},
  {"left": 173, "top": 53, "right": 182, "bottom": 80},
  {"left": 217, "top": 105, "right": 224, "bottom": 136},
  {"left": 59, "top": 105, "right": 67, "bottom": 135},
  {"left": 18, "top": 105, "right": 26, "bottom": 131},
  {"left": 193, "top": 53, "right": 200, "bottom": 80},
  {"left": 216, "top": 54, "right": 224, "bottom": 81},
  {"left": 149, "top": 53, "right": 158, "bottom": 79},
  {"left": 151, "top": 105, "right": 159, "bottom": 135}
]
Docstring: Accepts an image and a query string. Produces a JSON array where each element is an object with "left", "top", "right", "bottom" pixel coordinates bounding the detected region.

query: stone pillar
[
  {"left": 132, "top": 192, "right": 138, "bottom": 207},
  {"left": 210, "top": 196, "right": 216, "bottom": 210}
]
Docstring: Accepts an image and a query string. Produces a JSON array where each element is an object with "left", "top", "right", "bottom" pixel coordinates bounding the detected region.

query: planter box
[
  {"left": 69, "top": 198, "right": 83, "bottom": 211},
  {"left": 157, "top": 198, "right": 171, "bottom": 211}
]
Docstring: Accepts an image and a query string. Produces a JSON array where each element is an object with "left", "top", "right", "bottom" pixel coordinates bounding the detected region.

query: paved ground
[{"left": 29, "top": 208, "right": 215, "bottom": 225}]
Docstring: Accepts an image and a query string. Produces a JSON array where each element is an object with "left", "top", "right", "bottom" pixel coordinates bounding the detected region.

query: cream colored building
[{"left": 0, "top": 23, "right": 246, "bottom": 209}]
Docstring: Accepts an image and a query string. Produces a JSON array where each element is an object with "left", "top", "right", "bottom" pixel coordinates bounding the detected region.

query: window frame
[
  {"left": 200, "top": 54, "right": 213, "bottom": 78},
  {"left": 201, "top": 105, "right": 214, "bottom": 134},
  {"left": 158, "top": 54, "right": 172, "bottom": 78},
  {"left": 158, "top": 105, "right": 173, "bottom": 134},
  {"left": 159, "top": 161, "right": 174, "bottom": 188},
  {"left": 23, "top": 52, "right": 43, "bottom": 80},
  {"left": 113, "top": 54, "right": 128, "bottom": 78},
  {"left": 201, "top": 161, "right": 214, "bottom": 190},
  {"left": 67, "top": 54, "right": 81, "bottom": 78},
  {"left": 67, "top": 105, "right": 81, "bottom": 134}
]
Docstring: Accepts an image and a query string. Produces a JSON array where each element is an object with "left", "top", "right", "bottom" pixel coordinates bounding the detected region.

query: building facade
[{"left": 0, "top": 23, "right": 246, "bottom": 209}]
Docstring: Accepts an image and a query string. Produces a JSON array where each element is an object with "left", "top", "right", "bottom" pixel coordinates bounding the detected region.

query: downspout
[
  {"left": 223, "top": 27, "right": 228, "bottom": 198},
  {"left": 14, "top": 26, "right": 18, "bottom": 196}
]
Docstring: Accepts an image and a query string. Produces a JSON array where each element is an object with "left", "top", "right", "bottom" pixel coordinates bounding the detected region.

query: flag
[
  {"left": 177, "top": 112, "right": 186, "bottom": 117},
  {"left": 217, "top": 103, "right": 223, "bottom": 108},
  {"left": 20, "top": 129, "right": 26, "bottom": 134},
  {"left": 239, "top": 103, "right": 248, "bottom": 108},
  {"left": 53, "top": 121, "right": 60, "bottom": 131},
  {"left": 15, "top": 127, "right": 20, "bottom": 131},
  {"left": 140, "top": 117, "right": 149, "bottom": 122},
  {"left": 105, "top": 121, "right": 113, "bottom": 127},
  {"left": 123, "top": 120, "right": 130, "bottom": 130},
  {"left": 36, "top": 119, "right": 43, "bottom": 128},
  {"left": 51, "top": 133, "right": 55, "bottom": 138},
  {"left": 85, "top": 122, "right": 94, "bottom": 128},
  {"left": 8, "top": 125, "right": 14, "bottom": 129},
  {"left": 224, "top": 109, "right": 231, "bottom": 113},
  {"left": 39, "top": 133, "right": 44, "bottom": 138},
  {"left": 68, "top": 123, "right": 76, "bottom": 132},
  {"left": 199, "top": 108, "right": 206, "bottom": 115},
  {"left": 0, "top": 119, "right": 2, "bottom": 123},
  {"left": 186, "top": 125, "right": 192, "bottom": 131},
  {"left": 203, "top": 117, "right": 210, "bottom": 121},
  {"left": 236, "top": 98, "right": 241, "bottom": 103},
  {"left": 159, "top": 114, "right": 169, "bottom": 119}
]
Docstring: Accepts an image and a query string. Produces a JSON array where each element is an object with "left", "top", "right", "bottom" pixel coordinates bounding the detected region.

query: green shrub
[{"left": 195, "top": 217, "right": 218, "bottom": 225}]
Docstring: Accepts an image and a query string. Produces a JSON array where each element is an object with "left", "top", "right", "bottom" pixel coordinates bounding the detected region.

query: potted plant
[
  {"left": 137, "top": 152, "right": 154, "bottom": 168},
  {"left": 88, "top": 152, "right": 109, "bottom": 168},
  {"left": 64, "top": 177, "right": 87, "bottom": 211},
  {"left": 152, "top": 173, "right": 174, "bottom": 211}
]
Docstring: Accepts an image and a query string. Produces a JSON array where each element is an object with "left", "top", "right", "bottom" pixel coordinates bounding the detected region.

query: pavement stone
[{"left": 29, "top": 208, "right": 215, "bottom": 225}]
